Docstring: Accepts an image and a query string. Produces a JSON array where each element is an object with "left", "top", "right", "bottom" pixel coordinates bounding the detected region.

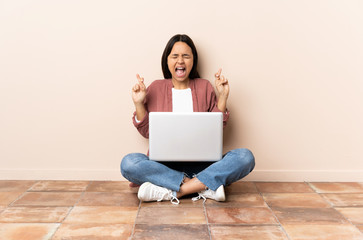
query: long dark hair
[{"left": 161, "top": 34, "right": 200, "bottom": 79}]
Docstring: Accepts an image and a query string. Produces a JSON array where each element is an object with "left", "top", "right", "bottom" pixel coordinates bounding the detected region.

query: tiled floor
[{"left": 0, "top": 181, "right": 363, "bottom": 240}]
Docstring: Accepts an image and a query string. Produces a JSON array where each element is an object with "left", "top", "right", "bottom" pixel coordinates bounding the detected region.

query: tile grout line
[
  {"left": 1, "top": 180, "right": 79, "bottom": 239},
  {"left": 83, "top": 180, "right": 93, "bottom": 193},
  {"left": 129, "top": 198, "right": 142, "bottom": 240},
  {"left": 203, "top": 200, "right": 212, "bottom": 240},
  {"left": 307, "top": 181, "right": 363, "bottom": 233},
  {"left": 305, "top": 181, "right": 318, "bottom": 193},
  {"left": 48, "top": 180, "right": 93, "bottom": 239},
  {"left": 0, "top": 181, "right": 41, "bottom": 223},
  {"left": 27, "top": 180, "right": 41, "bottom": 191},
  {"left": 309, "top": 182, "right": 363, "bottom": 236},
  {"left": 6, "top": 180, "right": 41, "bottom": 208},
  {"left": 254, "top": 182, "right": 292, "bottom": 240}
]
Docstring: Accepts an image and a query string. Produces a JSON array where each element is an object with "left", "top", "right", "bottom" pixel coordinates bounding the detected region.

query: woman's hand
[
  {"left": 132, "top": 74, "right": 147, "bottom": 105},
  {"left": 215, "top": 68, "right": 229, "bottom": 100},
  {"left": 132, "top": 74, "right": 147, "bottom": 121}
]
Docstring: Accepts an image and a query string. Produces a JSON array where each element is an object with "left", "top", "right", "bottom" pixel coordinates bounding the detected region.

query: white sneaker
[
  {"left": 138, "top": 182, "right": 180, "bottom": 205},
  {"left": 192, "top": 185, "right": 225, "bottom": 202}
]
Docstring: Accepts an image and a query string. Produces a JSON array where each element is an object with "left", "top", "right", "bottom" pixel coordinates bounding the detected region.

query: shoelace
[
  {"left": 192, "top": 193, "right": 207, "bottom": 203},
  {"left": 170, "top": 195, "right": 180, "bottom": 205},
  {"left": 156, "top": 189, "right": 180, "bottom": 205}
]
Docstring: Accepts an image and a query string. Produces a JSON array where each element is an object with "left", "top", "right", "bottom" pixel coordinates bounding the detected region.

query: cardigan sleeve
[
  {"left": 131, "top": 84, "right": 154, "bottom": 139},
  {"left": 206, "top": 80, "right": 230, "bottom": 127},
  {"left": 131, "top": 79, "right": 167, "bottom": 139},
  {"left": 132, "top": 110, "right": 149, "bottom": 139}
]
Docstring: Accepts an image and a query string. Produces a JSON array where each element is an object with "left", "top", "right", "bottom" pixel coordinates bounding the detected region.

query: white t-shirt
[
  {"left": 171, "top": 88, "right": 193, "bottom": 112},
  {"left": 135, "top": 88, "right": 193, "bottom": 122}
]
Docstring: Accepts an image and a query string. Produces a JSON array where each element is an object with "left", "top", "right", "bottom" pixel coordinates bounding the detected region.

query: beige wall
[{"left": 1, "top": 0, "right": 362, "bottom": 181}]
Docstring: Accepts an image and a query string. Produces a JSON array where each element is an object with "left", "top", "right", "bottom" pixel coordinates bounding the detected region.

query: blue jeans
[{"left": 120, "top": 148, "right": 255, "bottom": 191}]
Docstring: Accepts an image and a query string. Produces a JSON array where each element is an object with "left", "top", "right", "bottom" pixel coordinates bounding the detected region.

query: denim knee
[
  {"left": 120, "top": 153, "right": 145, "bottom": 178},
  {"left": 233, "top": 148, "right": 255, "bottom": 172}
]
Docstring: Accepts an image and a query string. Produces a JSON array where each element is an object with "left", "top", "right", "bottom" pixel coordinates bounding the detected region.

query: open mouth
[{"left": 175, "top": 67, "right": 186, "bottom": 78}]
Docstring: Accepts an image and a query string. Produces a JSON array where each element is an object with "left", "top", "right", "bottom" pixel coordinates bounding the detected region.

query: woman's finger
[
  {"left": 140, "top": 80, "right": 146, "bottom": 91},
  {"left": 136, "top": 74, "right": 145, "bottom": 84},
  {"left": 217, "top": 76, "right": 225, "bottom": 85},
  {"left": 221, "top": 76, "right": 228, "bottom": 83},
  {"left": 136, "top": 74, "right": 146, "bottom": 90},
  {"left": 136, "top": 74, "right": 142, "bottom": 81},
  {"left": 215, "top": 68, "right": 222, "bottom": 78},
  {"left": 132, "top": 84, "right": 140, "bottom": 92}
]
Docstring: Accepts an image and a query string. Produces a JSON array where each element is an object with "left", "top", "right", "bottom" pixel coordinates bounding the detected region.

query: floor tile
[
  {"left": 322, "top": 194, "right": 363, "bottom": 207},
  {"left": 140, "top": 198, "right": 203, "bottom": 207},
  {"left": 255, "top": 182, "right": 314, "bottom": 193},
  {"left": 0, "top": 181, "right": 37, "bottom": 192},
  {"left": 29, "top": 181, "right": 90, "bottom": 192},
  {"left": 272, "top": 207, "right": 348, "bottom": 224},
  {"left": 86, "top": 181, "right": 137, "bottom": 193},
  {"left": 210, "top": 225, "right": 289, "bottom": 240},
  {"left": 12, "top": 192, "right": 82, "bottom": 207},
  {"left": 206, "top": 193, "right": 267, "bottom": 208},
  {"left": 137, "top": 207, "right": 206, "bottom": 224},
  {"left": 206, "top": 207, "right": 277, "bottom": 225},
  {"left": 0, "top": 207, "right": 70, "bottom": 223},
  {"left": 2, "top": 180, "right": 362, "bottom": 239},
  {"left": 309, "top": 182, "right": 363, "bottom": 193},
  {"left": 336, "top": 207, "right": 363, "bottom": 225},
  {"left": 263, "top": 193, "right": 331, "bottom": 208},
  {"left": 52, "top": 223, "right": 133, "bottom": 240},
  {"left": 77, "top": 192, "right": 139, "bottom": 207},
  {"left": 226, "top": 181, "right": 258, "bottom": 194},
  {"left": 64, "top": 206, "right": 138, "bottom": 224},
  {"left": 0, "top": 223, "right": 59, "bottom": 240},
  {"left": 0, "top": 192, "right": 23, "bottom": 207},
  {"left": 133, "top": 224, "right": 210, "bottom": 240},
  {"left": 282, "top": 224, "right": 363, "bottom": 240}
]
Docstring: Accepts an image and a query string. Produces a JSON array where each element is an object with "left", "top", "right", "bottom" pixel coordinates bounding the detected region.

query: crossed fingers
[
  {"left": 215, "top": 68, "right": 228, "bottom": 85},
  {"left": 133, "top": 74, "right": 146, "bottom": 92}
]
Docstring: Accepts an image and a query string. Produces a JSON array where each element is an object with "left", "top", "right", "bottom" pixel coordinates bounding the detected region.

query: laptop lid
[{"left": 149, "top": 112, "right": 223, "bottom": 161}]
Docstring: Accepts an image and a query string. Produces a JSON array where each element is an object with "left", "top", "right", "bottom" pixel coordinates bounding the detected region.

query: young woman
[{"left": 121, "top": 34, "right": 255, "bottom": 204}]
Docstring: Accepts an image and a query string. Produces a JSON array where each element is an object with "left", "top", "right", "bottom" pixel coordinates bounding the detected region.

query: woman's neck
[{"left": 172, "top": 78, "right": 190, "bottom": 89}]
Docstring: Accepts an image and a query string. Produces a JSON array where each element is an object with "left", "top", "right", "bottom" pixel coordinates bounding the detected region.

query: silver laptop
[{"left": 149, "top": 112, "right": 223, "bottom": 161}]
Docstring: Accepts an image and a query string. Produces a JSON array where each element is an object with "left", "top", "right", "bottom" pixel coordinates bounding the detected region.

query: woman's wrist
[
  {"left": 217, "top": 97, "right": 227, "bottom": 113},
  {"left": 134, "top": 101, "right": 146, "bottom": 110},
  {"left": 134, "top": 102, "right": 146, "bottom": 121}
]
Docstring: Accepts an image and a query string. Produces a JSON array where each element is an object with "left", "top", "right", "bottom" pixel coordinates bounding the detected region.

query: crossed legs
[{"left": 121, "top": 148, "right": 255, "bottom": 199}]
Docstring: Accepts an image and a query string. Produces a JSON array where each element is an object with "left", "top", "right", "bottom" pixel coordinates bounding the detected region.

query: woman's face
[{"left": 167, "top": 41, "right": 194, "bottom": 83}]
